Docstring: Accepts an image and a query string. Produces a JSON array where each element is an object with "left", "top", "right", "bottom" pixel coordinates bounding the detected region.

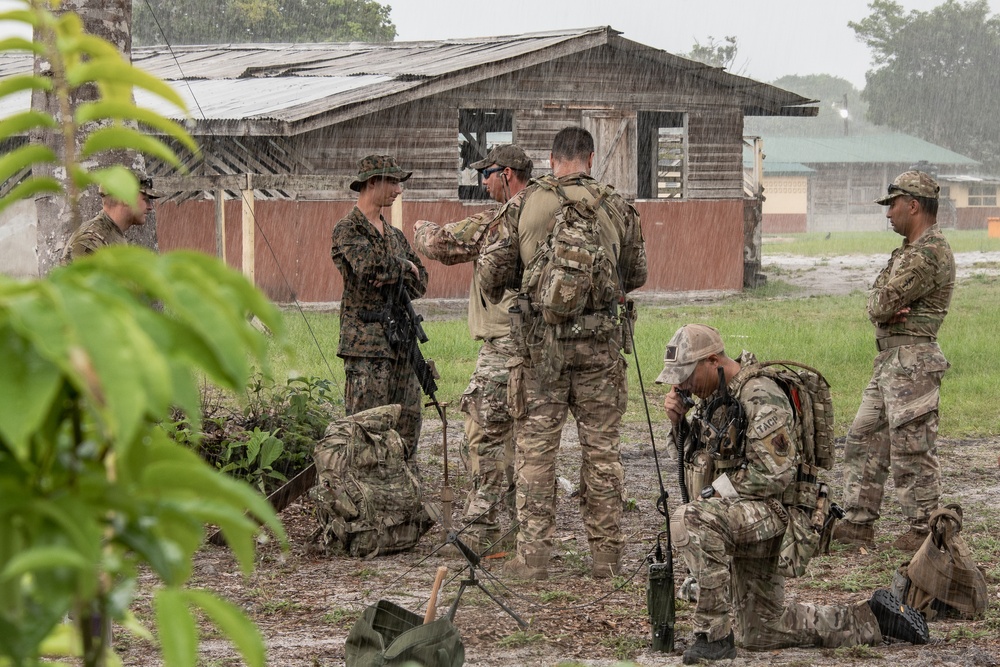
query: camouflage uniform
[
  {"left": 671, "top": 351, "right": 883, "bottom": 649},
  {"left": 331, "top": 206, "right": 429, "bottom": 459},
  {"left": 61, "top": 211, "right": 127, "bottom": 264},
  {"left": 414, "top": 196, "right": 527, "bottom": 542},
  {"left": 841, "top": 223, "right": 954, "bottom": 529},
  {"left": 478, "top": 172, "right": 647, "bottom": 572}
]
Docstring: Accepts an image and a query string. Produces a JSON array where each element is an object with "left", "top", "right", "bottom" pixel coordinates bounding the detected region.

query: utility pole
[{"left": 31, "top": 0, "right": 152, "bottom": 276}]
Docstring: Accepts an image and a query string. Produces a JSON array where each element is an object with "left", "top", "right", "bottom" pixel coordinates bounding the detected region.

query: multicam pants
[
  {"left": 672, "top": 498, "right": 881, "bottom": 649},
  {"left": 510, "top": 336, "right": 627, "bottom": 565},
  {"left": 460, "top": 337, "right": 517, "bottom": 533},
  {"left": 842, "top": 342, "right": 949, "bottom": 527},
  {"left": 343, "top": 355, "right": 423, "bottom": 460}
]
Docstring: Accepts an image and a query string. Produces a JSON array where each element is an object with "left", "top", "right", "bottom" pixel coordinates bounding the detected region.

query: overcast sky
[{"left": 387, "top": 0, "right": 1000, "bottom": 90}]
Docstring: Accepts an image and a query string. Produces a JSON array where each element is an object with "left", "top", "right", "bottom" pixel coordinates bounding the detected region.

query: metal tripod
[{"left": 444, "top": 531, "right": 527, "bottom": 629}]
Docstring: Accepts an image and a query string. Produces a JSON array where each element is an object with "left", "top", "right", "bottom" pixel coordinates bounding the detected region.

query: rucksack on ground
[
  {"left": 891, "top": 504, "right": 988, "bottom": 620},
  {"left": 310, "top": 404, "right": 433, "bottom": 558},
  {"left": 520, "top": 176, "right": 618, "bottom": 325},
  {"left": 345, "top": 599, "right": 464, "bottom": 667}
]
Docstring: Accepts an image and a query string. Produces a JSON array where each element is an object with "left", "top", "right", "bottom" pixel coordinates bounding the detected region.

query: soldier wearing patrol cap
[
  {"left": 412, "top": 145, "right": 533, "bottom": 554},
  {"left": 659, "top": 323, "right": 929, "bottom": 663},
  {"left": 61, "top": 168, "right": 162, "bottom": 264},
  {"left": 332, "top": 155, "right": 429, "bottom": 462},
  {"left": 834, "top": 170, "right": 956, "bottom": 552}
]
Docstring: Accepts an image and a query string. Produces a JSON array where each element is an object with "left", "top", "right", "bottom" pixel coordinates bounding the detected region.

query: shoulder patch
[{"left": 751, "top": 406, "right": 784, "bottom": 440}]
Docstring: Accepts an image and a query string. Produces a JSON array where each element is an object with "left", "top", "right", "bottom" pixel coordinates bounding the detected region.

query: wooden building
[{"left": 0, "top": 27, "right": 817, "bottom": 299}]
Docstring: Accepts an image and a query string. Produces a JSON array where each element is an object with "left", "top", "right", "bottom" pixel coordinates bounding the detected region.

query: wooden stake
[{"left": 423, "top": 566, "right": 448, "bottom": 624}]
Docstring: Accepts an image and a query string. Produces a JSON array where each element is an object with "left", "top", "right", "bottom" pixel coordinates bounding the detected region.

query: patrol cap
[
  {"left": 875, "top": 170, "right": 940, "bottom": 205},
  {"left": 99, "top": 169, "right": 162, "bottom": 199},
  {"left": 350, "top": 154, "right": 412, "bottom": 192},
  {"left": 469, "top": 144, "right": 533, "bottom": 172},
  {"left": 655, "top": 324, "right": 725, "bottom": 385}
]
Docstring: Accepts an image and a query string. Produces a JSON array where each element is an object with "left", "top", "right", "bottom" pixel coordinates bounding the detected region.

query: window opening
[
  {"left": 459, "top": 109, "right": 513, "bottom": 200},
  {"left": 637, "top": 112, "right": 685, "bottom": 199}
]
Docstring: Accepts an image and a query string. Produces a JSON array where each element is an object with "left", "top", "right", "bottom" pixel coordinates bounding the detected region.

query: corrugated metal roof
[
  {"left": 0, "top": 26, "right": 816, "bottom": 134},
  {"left": 758, "top": 134, "right": 978, "bottom": 166}
]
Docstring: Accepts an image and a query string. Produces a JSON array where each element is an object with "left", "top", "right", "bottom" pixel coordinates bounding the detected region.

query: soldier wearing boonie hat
[
  {"left": 349, "top": 154, "right": 412, "bottom": 192},
  {"left": 62, "top": 167, "right": 160, "bottom": 264},
  {"left": 655, "top": 323, "right": 725, "bottom": 385},
  {"left": 835, "top": 168, "right": 955, "bottom": 554},
  {"left": 332, "top": 154, "right": 428, "bottom": 463}
]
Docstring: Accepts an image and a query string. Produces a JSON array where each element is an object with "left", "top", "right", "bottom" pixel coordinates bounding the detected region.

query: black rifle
[{"left": 360, "top": 279, "right": 444, "bottom": 421}]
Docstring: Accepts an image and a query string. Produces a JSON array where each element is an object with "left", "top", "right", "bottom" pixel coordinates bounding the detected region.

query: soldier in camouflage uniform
[
  {"left": 62, "top": 169, "right": 161, "bottom": 263},
  {"left": 478, "top": 127, "right": 647, "bottom": 580},
  {"left": 413, "top": 145, "right": 533, "bottom": 552},
  {"left": 834, "top": 171, "right": 955, "bottom": 553},
  {"left": 659, "top": 324, "right": 928, "bottom": 663},
  {"left": 331, "top": 155, "right": 429, "bottom": 461}
]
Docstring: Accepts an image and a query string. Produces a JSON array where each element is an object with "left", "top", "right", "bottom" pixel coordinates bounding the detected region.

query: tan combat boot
[
  {"left": 891, "top": 526, "right": 930, "bottom": 553},
  {"left": 592, "top": 551, "right": 622, "bottom": 579},
  {"left": 504, "top": 553, "right": 548, "bottom": 581},
  {"left": 832, "top": 520, "right": 875, "bottom": 548}
]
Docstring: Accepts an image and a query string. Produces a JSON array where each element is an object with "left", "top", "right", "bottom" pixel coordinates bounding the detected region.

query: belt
[{"left": 876, "top": 334, "right": 934, "bottom": 352}]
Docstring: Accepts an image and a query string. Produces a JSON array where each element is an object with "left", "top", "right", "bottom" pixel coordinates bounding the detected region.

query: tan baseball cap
[
  {"left": 469, "top": 144, "right": 533, "bottom": 172},
  {"left": 655, "top": 324, "right": 725, "bottom": 385},
  {"left": 875, "top": 170, "right": 940, "bottom": 205}
]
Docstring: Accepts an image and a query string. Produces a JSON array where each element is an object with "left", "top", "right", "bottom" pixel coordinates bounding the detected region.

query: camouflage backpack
[
  {"left": 310, "top": 405, "right": 433, "bottom": 558},
  {"left": 520, "top": 177, "right": 618, "bottom": 325},
  {"left": 732, "top": 360, "right": 836, "bottom": 578}
]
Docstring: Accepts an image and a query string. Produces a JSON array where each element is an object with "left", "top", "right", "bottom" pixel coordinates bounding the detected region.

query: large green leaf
[
  {"left": 0, "top": 177, "right": 62, "bottom": 216},
  {"left": 184, "top": 590, "right": 266, "bottom": 667},
  {"left": 0, "top": 36, "right": 42, "bottom": 54},
  {"left": 80, "top": 126, "right": 180, "bottom": 166},
  {"left": 0, "top": 326, "right": 62, "bottom": 462},
  {"left": 76, "top": 101, "right": 199, "bottom": 154},
  {"left": 67, "top": 60, "right": 188, "bottom": 111},
  {"left": 0, "top": 111, "right": 58, "bottom": 142},
  {"left": 0, "top": 75, "right": 51, "bottom": 100},
  {"left": 0, "top": 546, "right": 90, "bottom": 581},
  {"left": 153, "top": 589, "right": 197, "bottom": 667},
  {"left": 0, "top": 144, "right": 57, "bottom": 183}
]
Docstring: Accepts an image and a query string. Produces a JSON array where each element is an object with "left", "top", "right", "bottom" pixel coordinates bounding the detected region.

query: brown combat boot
[
  {"left": 891, "top": 526, "right": 930, "bottom": 553},
  {"left": 832, "top": 520, "right": 875, "bottom": 548},
  {"left": 504, "top": 553, "right": 548, "bottom": 581},
  {"left": 592, "top": 551, "right": 622, "bottom": 579}
]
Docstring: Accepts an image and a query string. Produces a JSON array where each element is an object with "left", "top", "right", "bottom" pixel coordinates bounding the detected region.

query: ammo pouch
[
  {"left": 890, "top": 505, "right": 988, "bottom": 620},
  {"left": 683, "top": 452, "right": 742, "bottom": 503}
]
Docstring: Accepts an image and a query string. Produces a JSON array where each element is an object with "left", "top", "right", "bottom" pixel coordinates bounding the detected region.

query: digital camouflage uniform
[
  {"left": 672, "top": 351, "right": 883, "bottom": 649},
  {"left": 414, "top": 194, "right": 528, "bottom": 544},
  {"left": 331, "top": 206, "right": 428, "bottom": 459},
  {"left": 478, "top": 173, "right": 647, "bottom": 573},
  {"left": 841, "top": 223, "right": 954, "bottom": 529},
  {"left": 61, "top": 211, "right": 127, "bottom": 264}
]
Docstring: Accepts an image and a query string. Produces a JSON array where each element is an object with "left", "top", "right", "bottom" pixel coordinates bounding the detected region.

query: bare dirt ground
[{"left": 117, "top": 254, "right": 1000, "bottom": 667}]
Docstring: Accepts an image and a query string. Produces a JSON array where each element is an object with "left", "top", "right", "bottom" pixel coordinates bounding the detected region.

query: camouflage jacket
[
  {"left": 868, "top": 223, "right": 955, "bottom": 339},
  {"left": 414, "top": 191, "right": 527, "bottom": 340},
  {"left": 331, "top": 207, "right": 428, "bottom": 359},
  {"left": 693, "top": 351, "right": 800, "bottom": 500},
  {"left": 61, "top": 211, "right": 127, "bottom": 264},
  {"left": 477, "top": 173, "right": 647, "bottom": 305}
]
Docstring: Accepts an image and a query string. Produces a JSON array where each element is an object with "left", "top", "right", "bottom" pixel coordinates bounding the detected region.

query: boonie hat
[
  {"left": 99, "top": 168, "right": 163, "bottom": 199},
  {"left": 875, "top": 170, "right": 940, "bottom": 205},
  {"left": 350, "top": 154, "right": 412, "bottom": 192},
  {"left": 470, "top": 144, "right": 533, "bottom": 172},
  {"left": 655, "top": 324, "right": 725, "bottom": 385}
]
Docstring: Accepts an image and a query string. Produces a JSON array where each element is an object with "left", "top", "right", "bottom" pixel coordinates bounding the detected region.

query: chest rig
[{"left": 680, "top": 367, "right": 748, "bottom": 502}]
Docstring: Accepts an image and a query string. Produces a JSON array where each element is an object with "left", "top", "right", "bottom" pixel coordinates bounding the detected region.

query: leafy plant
[
  {"left": 0, "top": 1, "right": 288, "bottom": 666},
  {"left": 219, "top": 427, "right": 287, "bottom": 495}
]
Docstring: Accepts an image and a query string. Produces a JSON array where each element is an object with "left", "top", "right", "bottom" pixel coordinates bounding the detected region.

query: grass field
[
  {"left": 763, "top": 228, "right": 1000, "bottom": 256},
  {"left": 269, "top": 268, "right": 999, "bottom": 439}
]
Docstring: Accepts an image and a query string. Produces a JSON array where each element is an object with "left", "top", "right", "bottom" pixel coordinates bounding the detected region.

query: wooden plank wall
[{"left": 686, "top": 108, "right": 744, "bottom": 200}]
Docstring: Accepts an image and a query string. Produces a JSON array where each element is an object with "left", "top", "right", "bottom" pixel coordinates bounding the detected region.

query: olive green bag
[{"left": 345, "top": 600, "right": 464, "bottom": 667}]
